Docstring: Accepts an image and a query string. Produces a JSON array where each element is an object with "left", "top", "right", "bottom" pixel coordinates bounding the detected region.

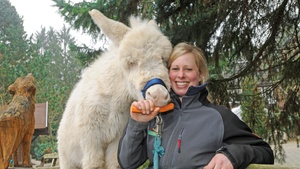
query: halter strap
[{"left": 141, "top": 78, "right": 167, "bottom": 98}]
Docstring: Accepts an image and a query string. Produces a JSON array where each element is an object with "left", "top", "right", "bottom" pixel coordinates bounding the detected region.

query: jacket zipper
[{"left": 162, "top": 116, "right": 182, "bottom": 168}]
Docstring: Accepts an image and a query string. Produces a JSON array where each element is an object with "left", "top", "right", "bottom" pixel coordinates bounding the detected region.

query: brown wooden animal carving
[{"left": 0, "top": 73, "right": 36, "bottom": 169}]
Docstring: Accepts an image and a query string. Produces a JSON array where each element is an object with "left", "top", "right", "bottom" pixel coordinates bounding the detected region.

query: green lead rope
[
  {"left": 148, "top": 114, "right": 164, "bottom": 169},
  {"left": 153, "top": 135, "right": 164, "bottom": 169}
]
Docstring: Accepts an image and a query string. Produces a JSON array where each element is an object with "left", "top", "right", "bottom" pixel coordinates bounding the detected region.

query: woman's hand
[
  {"left": 130, "top": 100, "right": 160, "bottom": 122},
  {"left": 204, "top": 153, "right": 234, "bottom": 169}
]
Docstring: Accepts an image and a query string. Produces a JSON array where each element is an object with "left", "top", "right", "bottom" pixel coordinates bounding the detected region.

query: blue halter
[{"left": 141, "top": 78, "right": 167, "bottom": 98}]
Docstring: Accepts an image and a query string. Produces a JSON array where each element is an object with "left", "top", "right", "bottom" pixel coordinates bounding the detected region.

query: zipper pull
[{"left": 177, "top": 128, "right": 184, "bottom": 153}]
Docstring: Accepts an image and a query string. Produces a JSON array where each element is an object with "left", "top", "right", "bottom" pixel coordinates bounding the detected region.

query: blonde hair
[{"left": 168, "top": 42, "right": 209, "bottom": 84}]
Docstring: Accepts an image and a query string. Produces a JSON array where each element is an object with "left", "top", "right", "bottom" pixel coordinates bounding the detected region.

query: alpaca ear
[
  {"left": 26, "top": 73, "right": 35, "bottom": 81},
  {"left": 89, "top": 9, "right": 130, "bottom": 46}
]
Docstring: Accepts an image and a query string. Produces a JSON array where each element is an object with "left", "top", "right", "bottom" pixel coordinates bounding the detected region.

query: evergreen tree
[
  {"left": 241, "top": 76, "right": 268, "bottom": 139},
  {"left": 0, "top": 0, "right": 28, "bottom": 101},
  {"left": 29, "top": 27, "right": 82, "bottom": 159}
]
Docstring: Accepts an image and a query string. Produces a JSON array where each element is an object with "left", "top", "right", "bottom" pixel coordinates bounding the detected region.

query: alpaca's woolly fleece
[{"left": 57, "top": 10, "right": 172, "bottom": 169}]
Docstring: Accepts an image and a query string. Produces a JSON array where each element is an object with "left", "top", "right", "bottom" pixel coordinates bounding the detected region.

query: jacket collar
[
  {"left": 170, "top": 82, "right": 209, "bottom": 101},
  {"left": 185, "top": 83, "right": 208, "bottom": 96}
]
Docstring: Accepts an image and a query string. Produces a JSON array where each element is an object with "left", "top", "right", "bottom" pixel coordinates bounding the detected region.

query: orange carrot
[{"left": 131, "top": 102, "right": 174, "bottom": 113}]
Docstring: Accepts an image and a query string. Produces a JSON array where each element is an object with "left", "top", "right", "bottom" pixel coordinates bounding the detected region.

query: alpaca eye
[
  {"left": 9, "top": 89, "right": 15, "bottom": 95},
  {"left": 130, "top": 61, "right": 137, "bottom": 67},
  {"left": 161, "top": 56, "right": 167, "bottom": 66}
]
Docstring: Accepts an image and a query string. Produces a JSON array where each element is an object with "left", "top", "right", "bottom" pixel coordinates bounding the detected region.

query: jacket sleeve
[
  {"left": 118, "top": 118, "right": 149, "bottom": 169},
  {"left": 215, "top": 105, "right": 274, "bottom": 169}
]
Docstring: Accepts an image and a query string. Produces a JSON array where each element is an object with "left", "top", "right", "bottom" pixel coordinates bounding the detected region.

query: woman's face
[{"left": 169, "top": 52, "right": 201, "bottom": 97}]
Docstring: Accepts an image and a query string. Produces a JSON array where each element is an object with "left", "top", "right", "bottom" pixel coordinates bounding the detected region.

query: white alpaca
[{"left": 57, "top": 10, "right": 172, "bottom": 169}]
